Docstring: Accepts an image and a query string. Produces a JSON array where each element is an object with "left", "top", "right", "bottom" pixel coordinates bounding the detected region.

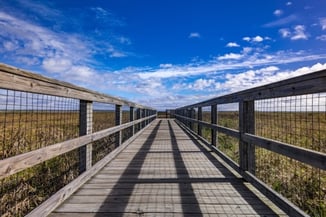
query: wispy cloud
[
  {"left": 274, "top": 9, "right": 283, "bottom": 16},
  {"left": 316, "top": 35, "right": 326, "bottom": 41},
  {"left": 286, "top": 2, "right": 292, "bottom": 6},
  {"left": 320, "top": 18, "right": 326, "bottom": 30},
  {"left": 189, "top": 32, "right": 201, "bottom": 38},
  {"left": 136, "top": 50, "right": 326, "bottom": 79},
  {"left": 279, "top": 25, "right": 308, "bottom": 40},
  {"left": 291, "top": 25, "right": 309, "bottom": 40},
  {"left": 242, "top": 35, "right": 265, "bottom": 42},
  {"left": 217, "top": 53, "right": 243, "bottom": 60},
  {"left": 263, "top": 14, "right": 297, "bottom": 27},
  {"left": 279, "top": 28, "right": 291, "bottom": 38},
  {"left": 226, "top": 42, "right": 240, "bottom": 47}
]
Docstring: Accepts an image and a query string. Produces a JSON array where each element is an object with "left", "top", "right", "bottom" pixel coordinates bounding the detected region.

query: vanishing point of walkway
[{"left": 50, "top": 119, "right": 286, "bottom": 216}]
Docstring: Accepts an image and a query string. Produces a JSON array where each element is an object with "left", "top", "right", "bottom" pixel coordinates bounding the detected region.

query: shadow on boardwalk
[{"left": 92, "top": 119, "right": 281, "bottom": 216}]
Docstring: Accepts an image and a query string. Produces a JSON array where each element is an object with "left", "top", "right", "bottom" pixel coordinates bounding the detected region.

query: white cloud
[
  {"left": 190, "top": 78, "right": 217, "bottom": 90},
  {"left": 217, "top": 53, "right": 243, "bottom": 60},
  {"left": 160, "top": 64, "right": 173, "bottom": 68},
  {"left": 320, "top": 18, "right": 326, "bottom": 30},
  {"left": 252, "top": 36, "right": 264, "bottom": 42},
  {"left": 243, "top": 36, "right": 264, "bottom": 43},
  {"left": 291, "top": 25, "right": 308, "bottom": 40},
  {"left": 189, "top": 32, "right": 200, "bottom": 38},
  {"left": 226, "top": 42, "right": 240, "bottom": 47},
  {"left": 243, "top": 37, "right": 251, "bottom": 42},
  {"left": 222, "top": 63, "right": 326, "bottom": 93},
  {"left": 263, "top": 15, "right": 297, "bottom": 27},
  {"left": 279, "top": 28, "right": 291, "bottom": 38},
  {"left": 42, "top": 57, "right": 72, "bottom": 73},
  {"left": 279, "top": 25, "right": 308, "bottom": 40},
  {"left": 286, "top": 2, "right": 292, "bottom": 6},
  {"left": 274, "top": 9, "right": 283, "bottom": 16},
  {"left": 316, "top": 35, "right": 326, "bottom": 41}
]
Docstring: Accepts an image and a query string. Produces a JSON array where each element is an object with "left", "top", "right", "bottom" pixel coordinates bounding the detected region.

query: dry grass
[
  {"left": 198, "top": 111, "right": 326, "bottom": 216},
  {"left": 0, "top": 110, "right": 133, "bottom": 217}
]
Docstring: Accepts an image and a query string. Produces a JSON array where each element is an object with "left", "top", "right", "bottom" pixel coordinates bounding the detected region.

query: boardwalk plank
[{"left": 51, "top": 119, "right": 286, "bottom": 216}]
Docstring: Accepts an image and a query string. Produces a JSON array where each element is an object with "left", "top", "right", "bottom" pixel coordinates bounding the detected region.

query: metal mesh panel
[
  {"left": 0, "top": 89, "right": 79, "bottom": 159},
  {"left": 92, "top": 102, "right": 115, "bottom": 132},
  {"left": 255, "top": 93, "right": 326, "bottom": 152},
  {"left": 201, "top": 106, "right": 211, "bottom": 141},
  {"left": 0, "top": 89, "right": 79, "bottom": 216},
  {"left": 255, "top": 93, "right": 326, "bottom": 216}
]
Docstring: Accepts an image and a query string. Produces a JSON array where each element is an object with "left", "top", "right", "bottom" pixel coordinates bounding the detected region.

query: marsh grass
[
  {"left": 198, "top": 111, "right": 326, "bottom": 216},
  {"left": 0, "top": 110, "right": 133, "bottom": 216}
]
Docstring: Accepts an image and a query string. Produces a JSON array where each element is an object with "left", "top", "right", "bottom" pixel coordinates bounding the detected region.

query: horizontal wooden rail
[
  {"left": 0, "top": 63, "right": 153, "bottom": 109},
  {"left": 175, "top": 114, "right": 326, "bottom": 170},
  {"left": 178, "top": 69, "right": 326, "bottom": 109},
  {"left": 243, "top": 133, "right": 326, "bottom": 170},
  {"left": 175, "top": 114, "right": 240, "bottom": 138},
  {"left": 0, "top": 114, "right": 156, "bottom": 179},
  {"left": 26, "top": 122, "right": 153, "bottom": 217},
  {"left": 175, "top": 69, "right": 326, "bottom": 217}
]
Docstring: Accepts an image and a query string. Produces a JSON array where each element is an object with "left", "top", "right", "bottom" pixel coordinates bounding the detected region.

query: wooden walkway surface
[{"left": 50, "top": 119, "right": 286, "bottom": 217}]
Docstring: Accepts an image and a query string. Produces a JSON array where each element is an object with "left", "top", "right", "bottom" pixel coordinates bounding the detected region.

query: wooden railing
[
  {"left": 175, "top": 69, "right": 326, "bottom": 217},
  {"left": 0, "top": 64, "right": 156, "bottom": 216}
]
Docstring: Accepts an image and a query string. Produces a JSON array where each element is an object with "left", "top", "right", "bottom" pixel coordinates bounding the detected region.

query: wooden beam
[
  {"left": 0, "top": 115, "right": 156, "bottom": 180},
  {"left": 25, "top": 122, "right": 152, "bottom": 217},
  {"left": 0, "top": 63, "right": 153, "bottom": 110},
  {"left": 239, "top": 101, "right": 255, "bottom": 174},
  {"left": 79, "top": 101, "right": 93, "bottom": 173},
  {"left": 115, "top": 105, "right": 122, "bottom": 148},
  {"left": 177, "top": 69, "right": 326, "bottom": 109}
]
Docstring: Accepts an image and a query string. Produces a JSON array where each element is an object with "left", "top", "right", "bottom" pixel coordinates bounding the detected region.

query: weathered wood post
[
  {"left": 190, "top": 108, "right": 195, "bottom": 131},
  {"left": 79, "top": 100, "right": 93, "bottom": 174},
  {"left": 115, "top": 104, "right": 122, "bottom": 148},
  {"left": 211, "top": 104, "right": 217, "bottom": 147},
  {"left": 136, "top": 108, "right": 141, "bottom": 132},
  {"left": 239, "top": 100, "right": 255, "bottom": 174},
  {"left": 130, "top": 106, "right": 135, "bottom": 136},
  {"left": 197, "top": 107, "right": 202, "bottom": 136}
]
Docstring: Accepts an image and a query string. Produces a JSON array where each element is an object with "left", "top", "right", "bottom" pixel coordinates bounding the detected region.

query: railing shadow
[
  {"left": 175, "top": 120, "right": 281, "bottom": 216},
  {"left": 167, "top": 120, "right": 203, "bottom": 216},
  {"left": 95, "top": 120, "right": 162, "bottom": 216}
]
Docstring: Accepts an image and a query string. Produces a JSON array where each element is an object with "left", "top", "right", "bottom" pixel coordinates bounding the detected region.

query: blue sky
[{"left": 1, "top": 0, "right": 326, "bottom": 110}]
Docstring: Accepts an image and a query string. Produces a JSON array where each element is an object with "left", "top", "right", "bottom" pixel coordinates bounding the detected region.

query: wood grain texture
[
  {"left": 0, "top": 63, "right": 153, "bottom": 109},
  {"left": 0, "top": 115, "right": 156, "bottom": 179},
  {"left": 50, "top": 119, "right": 286, "bottom": 216}
]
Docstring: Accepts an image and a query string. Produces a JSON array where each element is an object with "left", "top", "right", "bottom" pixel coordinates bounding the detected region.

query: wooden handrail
[{"left": 0, "top": 63, "right": 154, "bottom": 109}]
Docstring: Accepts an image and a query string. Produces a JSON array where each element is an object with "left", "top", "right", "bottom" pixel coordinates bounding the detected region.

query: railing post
[
  {"left": 211, "top": 104, "right": 217, "bottom": 147},
  {"left": 136, "top": 108, "right": 141, "bottom": 131},
  {"left": 130, "top": 106, "right": 135, "bottom": 136},
  {"left": 115, "top": 104, "right": 122, "bottom": 148},
  {"left": 79, "top": 100, "right": 93, "bottom": 174},
  {"left": 190, "top": 108, "right": 195, "bottom": 131},
  {"left": 239, "top": 100, "right": 255, "bottom": 174},
  {"left": 197, "top": 107, "right": 202, "bottom": 136}
]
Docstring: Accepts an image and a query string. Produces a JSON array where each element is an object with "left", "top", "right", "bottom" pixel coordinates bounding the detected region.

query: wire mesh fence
[
  {"left": 0, "top": 89, "right": 80, "bottom": 217},
  {"left": 255, "top": 93, "right": 326, "bottom": 216},
  {"left": 0, "top": 89, "right": 79, "bottom": 160}
]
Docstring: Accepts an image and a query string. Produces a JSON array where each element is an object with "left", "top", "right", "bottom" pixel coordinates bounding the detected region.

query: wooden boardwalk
[{"left": 50, "top": 119, "right": 286, "bottom": 217}]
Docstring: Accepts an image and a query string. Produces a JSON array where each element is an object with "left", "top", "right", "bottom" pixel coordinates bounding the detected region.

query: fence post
[
  {"left": 239, "top": 100, "right": 255, "bottom": 174},
  {"left": 211, "top": 104, "right": 217, "bottom": 147},
  {"left": 115, "top": 104, "right": 122, "bottom": 148},
  {"left": 190, "top": 109, "right": 195, "bottom": 131},
  {"left": 198, "top": 107, "right": 202, "bottom": 136},
  {"left": 79, "top": 100, "right": 93, "bottom": 174},
  {"left": 130, "top": 106, "right": 135, "bottom": 136},
  {"left": 136, "top": 108, "right": 141, "bottom": 132}
]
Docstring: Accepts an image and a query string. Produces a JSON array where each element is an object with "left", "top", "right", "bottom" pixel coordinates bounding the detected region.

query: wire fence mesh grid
[
  {"left": 255, "top": 93, "right": 326, "bottom": 216},
  {"left": 0, "top": 89, "right": 80, "bottom": 217}
]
